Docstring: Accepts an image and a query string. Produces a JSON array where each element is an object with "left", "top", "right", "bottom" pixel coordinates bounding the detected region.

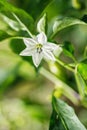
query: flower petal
[
  {"left": 23, "top": 38, "right": 36, "bottom": 47},
  {"left": 32, "top": 52, "right": 43, "bottom": 67},
  {"left": 44, "top": 42, "right": 59, "bottom": 51},
  {"left": 43, "top": 50, "right": 56, "bottom": 61},
  {"left": 36, "top": 32, "right": 47, "bottom": 44},
  {"left": 20, "top": 47, "right": 35, "bottom": 56}
]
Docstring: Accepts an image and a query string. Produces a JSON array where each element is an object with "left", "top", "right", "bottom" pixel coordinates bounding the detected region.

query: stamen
[{"left": 36, "top": 44, "right": 43, "bottom": 53}]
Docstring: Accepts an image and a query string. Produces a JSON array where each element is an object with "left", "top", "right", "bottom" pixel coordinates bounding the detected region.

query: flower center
[{"left": 36, "top": 44, "right": 43, "bottom": 53}]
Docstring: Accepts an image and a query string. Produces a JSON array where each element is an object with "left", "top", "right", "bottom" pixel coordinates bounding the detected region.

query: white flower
[{"left": 20, "top": 32, "right": 58, "bottom": 67}]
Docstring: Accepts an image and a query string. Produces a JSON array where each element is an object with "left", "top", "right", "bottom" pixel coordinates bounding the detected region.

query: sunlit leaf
[
  {"left": 1, "top": 14, "right": 25, "bottom": 31},
  {"left": 75, "top": 68, "right": 87, "bottom": 98},
  {"left": 77, "top": 63, "right": 87, "bottom": 80},
  {"left": 49, "top": 96, "right": 87, "bottom": 130},
  {"left": 37, "top": 13, "right": 47, "bottom": 33},
  {"left": 52, "top": 17, "right": 86, "bottom": 38},
  {"left": 0, "top": 0, "right": 34, "bottom": 31},
  {"left": 71, "top": 0, "right": 81, "bottom": 9}
]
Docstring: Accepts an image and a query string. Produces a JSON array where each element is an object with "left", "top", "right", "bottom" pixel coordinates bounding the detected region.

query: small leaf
[
  {"left": 49, "top": 96, "right": 87, "bottom": 130},
  {"left": 77, "top": 63, "right": 87, "bottom": 80},
  {"left": 1, "top": 14, "right": 25, "bottom": 31},
  {"left": 0, "top": 30, "right": 12, "bottom": 41},
  {"left": 52, "top": 17, "right": 86, "bottom": 38},
  {"left": 75, "top": 71, "right": 87, "bottom": 97},
  {"left": 62, "top": 41, "right": 75, "bottom": 61},
  {"left": 37, "top": 13, "right": 47, "bottom": 33},
  {"left": 0, "top": 0, "right": 34, "bottom": 31}
]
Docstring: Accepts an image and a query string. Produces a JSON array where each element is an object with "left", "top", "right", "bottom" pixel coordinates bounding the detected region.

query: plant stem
[
  {"left": 40, "top": 67, "right": 80, "bottom": 105},
  {"left": 12, "top": 13, "right": 34, "bottom": 38},
  {"left": 56, "top": 59, "right": 75, "bottom": 72}
]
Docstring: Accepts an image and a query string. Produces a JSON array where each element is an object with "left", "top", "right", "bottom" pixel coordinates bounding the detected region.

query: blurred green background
[{"left": 0, "top": 0, "right": 87, "bottom": 130}]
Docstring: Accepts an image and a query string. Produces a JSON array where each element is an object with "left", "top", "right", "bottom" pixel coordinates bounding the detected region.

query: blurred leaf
[
  {"left": 84, "top": 46, "right": 87, "bottom": 58},
  {"left": 52, "top": 17, "right": 86, "bottom": 38},
  {"left": 10, "top": 39, "right": 34, "bottom": 65},
  {"left": 71, "top": 0, "right": 81, "bottom": 9},
  {"left": 10, "top": 39, "right": 25, "bottom": 54},
  {"left": 0, "top": 63, "right": 21, "bottom": 93},
  {"left": 62, "top": 41, "right": 75, "bottom": 60},
  {"left": 37, "top": 13, "right": 47, "bottom": 33},
  {"left": 1, "top": 14, "right": 25, "bottom": 31},
  {"left": 54, "top": 46, "right": 63, "bottom": 57},
  {"left": 81, "top": 15, "right": 87, "bottom": 23},
  {"left": 75, "top": 70, "right": 87, "bottom": 98},
  {"left": 0, "top": 30, "right": 12, "bottom": 41},
  {"left": 49, "top": 109, "right": 66, "bottom": 130},
  {"left": 17, "top": 0, "right": 53, "bottom": 19},
  {"left": 77, "top": 63, "right": 87, "bottom": 80},
  {"left": 49, "top": 96, "right": 87, "bottom": 130},
  {"left": 0, "top": 0, "right": 34, "bottom": 32}
]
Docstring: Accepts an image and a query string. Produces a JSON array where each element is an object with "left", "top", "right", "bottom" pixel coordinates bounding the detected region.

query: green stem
[
  {"left": 56, "top": 59, "right": 75, "bottom": 72},
  {"left": 12, "top": 13, "right": 34, "bottom": 38},
  {"left": 10, "top": 36, "right": 26, "bottom": 40},
  {"left": 40, "top": 67, "right": 80, "bottom": 105}
]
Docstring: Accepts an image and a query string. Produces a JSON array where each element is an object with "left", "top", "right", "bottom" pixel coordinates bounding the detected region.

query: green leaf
[
  {"left": 37, "top": 13, "right": 47, "bottom": 33},
  {"left": 62, "top": 41, "right": 75, "bottom": 61},
  {"left": 52, "top": 17, "right": 86, "bottom": 38},
  {"left": 20, "top": 0, "right": 53, "bottom": 19},
  {"left": 0, "top": 63, "right": 21, "bottom": 93},
  {"left": 10, "top": 39, "right": 33, "bottom": 65},
  {"left": 77, "top": 63, "right": 87, "bottom": 80},
  {"left": 0, "top": 30, "right": 12, "bottom": 41},
  {"left": 49, "top": 109, "right": 66, "bottom": 130},
  {"left": 75, "top": 70, "right": 87, "bottom": 98},
  {"left": 0, "top": 0, "right": 34, "bottom": 32},
  {"left": 1, "top": 14, "right": 25, "bottom": 31},
  {"left": 50, "top": 96, "right": 87, "bottom": 130}
]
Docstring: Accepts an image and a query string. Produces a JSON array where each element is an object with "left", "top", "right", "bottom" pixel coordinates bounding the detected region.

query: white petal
[
  {"left": 44, "top": 42, "right": 59, "bottom": 51},
  {"left": 43, "top": 50, "right": 56, "bottom": 61},
  {"left": 36, "top": 32, "right": 47, "bottom": 44},
  {"left": 23, "top": 38, "right": 36, "bottom": 47},
  {"left": 32, "top": 52, "right": 43, "bottom": 67},
  {"left": 20, "top": 47, "right": 35, "bottom": 56}
]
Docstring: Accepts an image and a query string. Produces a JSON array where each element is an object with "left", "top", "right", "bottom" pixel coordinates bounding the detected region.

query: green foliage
[
  {"left": 0, "top": 0, "right": 87, "bottom": 130},
  {"left": 0, "top": 30, "right": 12, "bottom": 41},
  {"left": 16, "top": 0, "right": 53, "bottom": 19},
  {"left": 0, "top": 0, "right": 34, "bottom": 31},
  {"left": 77, "top": 63, "right": 87, "bottom": 80},
  {"left": 62, "top": 41, "right": 75, "bottom": 61},
  {"left": 49, "top": 96, "right": 87, "bottom": 130},
  {"left": 49, "top": 110, "right": 66, "bottom": 130},
  {"left": 37, "top": 13, "right": 47, "bottom": 33},
  {"left": 1, "top": 14, "right": 25, "bottom": 31},
  {"left": 75, "top": 70, "right": 87, "bottom": 98},
  {"left": 10, "top": 39, "right": 33, "bottom": 65},
  {"left": 52, "top": 17, "right": 86, "bottom": 38}
]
